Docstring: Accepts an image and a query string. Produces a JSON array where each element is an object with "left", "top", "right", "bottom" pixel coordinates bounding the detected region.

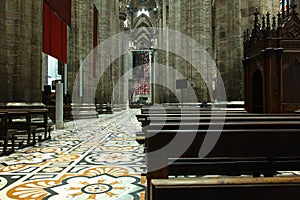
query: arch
[
  {"left": 132, "top": 13, "right": 155, "bottom": 49},
  {"left": 133, "top": 13, "right": 153, "bottom": 29}
]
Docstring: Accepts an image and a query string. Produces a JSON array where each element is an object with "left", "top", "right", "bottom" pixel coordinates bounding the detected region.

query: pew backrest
[{"left": 150, "top": 176, "right": 300, "bottom": 200}]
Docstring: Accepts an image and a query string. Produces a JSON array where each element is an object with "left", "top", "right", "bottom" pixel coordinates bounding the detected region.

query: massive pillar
[
  {"left": 94, "top": 0, "right": 119, "bottom": 105},
  {"left": 118, "top": 0, "right": 127, "bottom": 109},
  {"left": 215, "top": 0, "right": 279, "bottom": 101},
  {"left": 155, "top": 0, "right": 170, "bottom": 103},
  {"left": 153, "top": 3, "right": 163, "bottom": 103},
  {"left": 68, "top": 0, "right": 94, "bottom": 100},
  {"left": 0, "top": 0, "right": 43, "bottom": 103},
  {"left": 68, "top": 0, "right": 97, "bottom": 118},
  {"left": 95, "top": 0, "right": 109, "bottom": 104},
  {"left": 163, "top": 0, "right": 212, "bottom": 103},
  {"left": 215, "top": 0, "right": 243, "bottom": 101}
]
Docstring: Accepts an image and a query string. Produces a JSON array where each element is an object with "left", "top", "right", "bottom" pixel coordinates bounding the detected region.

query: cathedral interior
[{"left": 1, "top": 0, "right": 300, "bottom": 199}]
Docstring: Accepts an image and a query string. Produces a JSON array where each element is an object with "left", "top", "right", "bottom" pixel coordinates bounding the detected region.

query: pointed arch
[{"left": 132, "top": 13, "right": 155, "bottom": 49}]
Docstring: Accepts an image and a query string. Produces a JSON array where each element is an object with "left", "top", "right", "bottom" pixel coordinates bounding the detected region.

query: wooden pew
[
  {"left": 137, "top": 115, "right": 300, "bottom": 127},
  {"left": 168, "top": 157, "right": 300, "bottom": 177},
  {"left": 150, "top": 176, "right": 300, "bottom": 200},
  {"left": 145, "top": 121, "right": 300, "bottom": 131},
  {"left": 140, "top": 107, "right": 300, "bottom": 199},
  {"left": 137, "top": 113, "right": 300, "bottom": 151},
  {"left": 143, "top": 121, "right": 300, "bottom": 153},
  {"left": 145, "top": 128, "right": 300, "bottom": 199},
  {"left": 146, "top": 129, "right": 300, "bottom": 160},
  {"left": 147, "top": 101, "right": 245, "bottom": 110},
  {"left": 136, "top": 112, "right": 300, "bottom": 146},
  {"left": 141, "top": 107, "right": 246, "bottom": 115}
]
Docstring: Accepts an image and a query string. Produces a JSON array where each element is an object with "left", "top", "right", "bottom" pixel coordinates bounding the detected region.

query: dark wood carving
[
  {"left": 244, "top": 6, "right": 300, "bottom": 113},
  {"left": 281, "top": 15, "right": 300, "bottom": 39}
]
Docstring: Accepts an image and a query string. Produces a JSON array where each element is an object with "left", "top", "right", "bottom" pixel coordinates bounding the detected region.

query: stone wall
[{"left": 67, "top": 0, "right": 94, "bottom": 103}]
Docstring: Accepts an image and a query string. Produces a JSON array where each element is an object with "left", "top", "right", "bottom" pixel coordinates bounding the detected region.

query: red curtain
[
  {"left": 93, "top": 5, "right": 98, "bottom": 78},
  {"left": 43, "top": 2, "right": 67, "bottom": 64},
  {"left": 44, "top": 0, "right": 71, "bottom": 26}
]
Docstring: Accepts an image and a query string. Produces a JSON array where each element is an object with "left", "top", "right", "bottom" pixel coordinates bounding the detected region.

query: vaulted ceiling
[
  {"left": 127, "top": 0, "right": 158, "bottom": 12},
  {"left": 126, "top": 0, "right": 158, "bottom": 49}
]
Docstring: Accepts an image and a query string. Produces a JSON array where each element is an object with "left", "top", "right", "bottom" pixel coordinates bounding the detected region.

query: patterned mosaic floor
[{"left": 0, "top": 109, "right": 146, "bottom": 200}]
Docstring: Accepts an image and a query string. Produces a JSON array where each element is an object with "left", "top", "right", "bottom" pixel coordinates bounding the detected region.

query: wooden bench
[
  {"left": 141, "top": 107, "right": 246, "bottom": 115},
  {"left": 145, "top": 128, "right": 300, "bottom": 199},
  {"left": 150, "top": 176, "right": 300, "bottom": 200},
  {"left": 146, "top": 129, "right": 300, "bottom": 159},
  {"left": 136, "top": 112, "right": 300, "bottom": 148},
  {"left": 137, "top": 115, "right": 300, "bottom": 127},
  {"left": 137, "top": 114, "right": 300, "bottom": 152},
  {"left": 1, "top": 110, "right": 35, "bottom": 147},
  {"left": 0, "top": 113, "right": 17, "bottom": 155},
  {"left": 0, "top": 108, "right": 51, "bottom": 147},
  {"left": 144, "top": 120, "right": 300, "bottom": 132},
  {"left": 142, "top": 120, "right": 300, "bottom": 153},
  {"left": 167, "top": 157, "right": 300, "bottom": 178},
  {"left": 30, "top": 108, "right": 51, "bottom": 141},
  {"left": 149, "top": 101, "right": 245, "bottom": 109},
  {"left": 139, "top": 107, "right": 300, "bottom": 197}
]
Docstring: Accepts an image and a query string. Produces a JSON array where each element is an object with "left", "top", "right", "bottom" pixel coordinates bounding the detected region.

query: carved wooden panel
[
  {"left": 244, "top": 12, "right": 300, "bottom": 113},
  {"left": 281, "top": 16, "right": 300, "bottom": 39},
  {"left": 283, "top": 64, "right": 300, "bottom": 103}
]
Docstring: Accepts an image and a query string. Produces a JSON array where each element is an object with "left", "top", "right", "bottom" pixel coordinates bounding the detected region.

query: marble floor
[{"left": 0, "top": 109, "right": 146, "bottom": 200}]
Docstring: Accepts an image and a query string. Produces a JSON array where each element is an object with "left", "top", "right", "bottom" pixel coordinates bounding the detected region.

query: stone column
[
  {"left": 189, "top": 0, "right": 212, "bottom": 102},
  {"left": 155, "top": 0, "right": 171, "bottom": 103},
  {"left": 166, "top": 0, "right": 212, "bottom": 103},
  {"left": 95, "top": 0, "right": 109, "bottom": 104},
  {"left": 0, "top": 0, "right": 43, "bottom": 103},
  {"left": 168, "top": 0, "right": 180, "bottom": 103},
  {"left": 215, "top": 0, "right": 242, "bottom": 101},
  {"left": 68, "top": 0, "right": 97, "bottom": 119},
  {"left": 153, "top": 5, "right": 163, "bottom": 103},
  {"left": 93, "top": 0, "right": 120, "bottom": 107},
  {"left": 215, "top": 0, "right": 279, "bottom": 101},
  {"left": 118, "top": 0, "right": 127, "bottom": 109},
  {"left": 110, "top": 1, "right": 120, "bottom": 110},
  {"left": 68, "top": 0, "right": 94, "bottom": 100}
]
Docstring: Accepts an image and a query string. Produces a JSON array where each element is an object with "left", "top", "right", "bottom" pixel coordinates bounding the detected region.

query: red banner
[
  {"left": 43, "top": 2, "right": 67, "bottom": 63},
  {"left": 44, "top": 0, "right": 71, "bottom": 26}
]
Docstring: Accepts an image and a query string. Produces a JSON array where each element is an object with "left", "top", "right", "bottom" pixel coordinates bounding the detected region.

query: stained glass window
[{"left": 280, "top": 0, "right": 291, "bottom": 13}]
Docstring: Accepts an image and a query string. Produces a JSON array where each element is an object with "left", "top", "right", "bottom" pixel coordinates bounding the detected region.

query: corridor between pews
[{"left": 0, "top": 109, "right": 146, "bottom": 200}]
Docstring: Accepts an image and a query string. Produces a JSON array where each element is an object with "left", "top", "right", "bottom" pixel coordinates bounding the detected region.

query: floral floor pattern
[{"left": 0, "top": 109, "right": 146, "bottom": 200}]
